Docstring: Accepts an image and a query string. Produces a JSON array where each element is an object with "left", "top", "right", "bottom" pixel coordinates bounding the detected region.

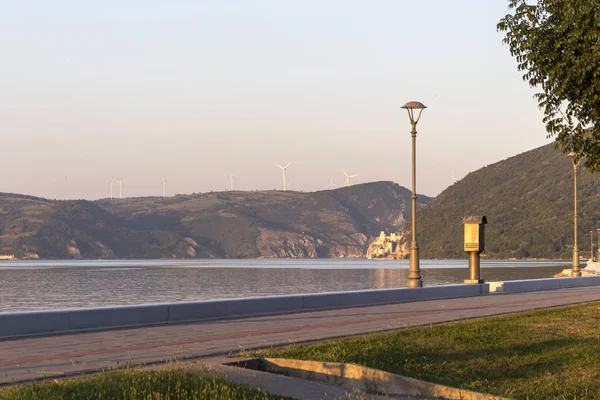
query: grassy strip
[
  {"left": 247, "top": 302, "right": 600, "bottom": 399},
  {"left": 0, "top": 368, "right": 282, "bottom": 400}
]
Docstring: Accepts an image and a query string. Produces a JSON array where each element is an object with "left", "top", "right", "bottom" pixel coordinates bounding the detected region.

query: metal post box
[
  {"left": 463, "top": 216, "right": 486, "bottom": 252},
  {"left": 463, "top": 216, "right": 487, "bottom": 284}
]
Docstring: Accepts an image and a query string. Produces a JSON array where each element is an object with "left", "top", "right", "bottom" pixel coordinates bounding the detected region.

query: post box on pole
[{"left": 463, "top": 216, "right": 487, "bottom": 284}]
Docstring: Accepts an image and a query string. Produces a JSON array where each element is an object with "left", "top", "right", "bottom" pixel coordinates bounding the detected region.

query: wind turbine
[
  {"left": 114, "top": 177, "right": 123, "bottom": 199},
  {"left": 109, "top": 178, "right": 114, "bottom": 200},
  {"left": 228, "top": 172, "right": 235, "bottom": 191},
  {"left": 326, "top": 177, "right": 338, "bottom": 190},
  {"left": 276, "top": 162, "right": 291, "bottom": 191},
  {"left": 453, "top": 169, "right": 457, "bottom": 184},
  {"left": 161, "top": 177, "right": 166, "bottom": 197},
  {"left": 342, "top": 169, "right": 358, "bottom": 187}
]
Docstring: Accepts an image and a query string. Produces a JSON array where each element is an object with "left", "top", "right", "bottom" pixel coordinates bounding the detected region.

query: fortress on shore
[{"left": 366, "top": 231, "right": 404, "bottom": 260}]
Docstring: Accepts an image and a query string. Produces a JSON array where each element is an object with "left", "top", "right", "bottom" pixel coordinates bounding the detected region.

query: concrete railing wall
[
  {"left": 2, "top": 276, "right": 600, "bottom": 339},
  {"left": 501, "top": 276, "right": 600, "bottom": 293},
  {"left": 0, "top": 284, "right": 489, "bottom": 339}
]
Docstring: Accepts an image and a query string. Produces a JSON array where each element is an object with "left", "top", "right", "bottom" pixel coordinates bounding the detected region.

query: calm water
[{"left": 0, "top": 259, "right": 569, "bottom": 312}]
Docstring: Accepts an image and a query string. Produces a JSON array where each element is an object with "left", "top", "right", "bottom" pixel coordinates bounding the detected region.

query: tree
[{"left": 498, "top": 0, "right": 600, "bottom": 168}]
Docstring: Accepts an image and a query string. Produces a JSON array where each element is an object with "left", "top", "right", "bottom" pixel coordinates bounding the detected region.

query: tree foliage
[{"left": 498, "top": 0, "right": 600, "bottom": 168}]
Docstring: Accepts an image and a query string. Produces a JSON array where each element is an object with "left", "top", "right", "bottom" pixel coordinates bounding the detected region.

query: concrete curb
[
  {"left": 180, "top": 357, "right": 393, "bottom": 400},
  {"left": 225, "top": 358, "right": 507, "bottom": 400},
  {"left": 0, "top": 284, "right": 489, "bottom": 339},
  {"left": 502, "top": 276, "right": 600, "bottom": 293}
]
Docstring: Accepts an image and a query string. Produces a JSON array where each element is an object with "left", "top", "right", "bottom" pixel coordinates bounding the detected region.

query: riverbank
[
  {"left": 248, "top": 301, "right": 600, "bottom": 399},
  {"left": 4, "top": 292, "right": 597, "bottom": 399},
  {"left": 3, "top": 285, "right": 600, "bottom": 388}
]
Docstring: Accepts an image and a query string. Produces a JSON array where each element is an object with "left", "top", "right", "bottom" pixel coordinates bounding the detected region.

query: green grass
[
  {"left": 0, "top": 368, "right": 282, "bottom": 400},
  {"left": 247, "top": 302, "right": 600, "bottom": 399}
]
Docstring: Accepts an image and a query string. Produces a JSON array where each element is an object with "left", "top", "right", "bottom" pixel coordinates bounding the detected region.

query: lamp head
[
  {"left": 402, "top": 101, "right": 427, "bottom": 125},
  {"left": 401, "top": 101, "right": 427, "bottom": 110},
  {"left": 568, "top": 151, "right": 582, "bottom": 167}
]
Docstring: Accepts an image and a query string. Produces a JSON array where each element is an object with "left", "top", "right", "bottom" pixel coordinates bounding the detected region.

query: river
[{"left": 0, "top": 259, "right": 569, "bottom": 312}]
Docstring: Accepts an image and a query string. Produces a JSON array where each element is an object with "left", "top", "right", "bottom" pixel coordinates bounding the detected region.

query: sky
[{"left": 0, "top": 1, "right": 551, "bottom": 200}]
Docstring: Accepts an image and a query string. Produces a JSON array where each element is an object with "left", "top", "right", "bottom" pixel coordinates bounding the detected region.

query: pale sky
[{"left": 0, "top": 1, "right": 550, "bottom": 200}]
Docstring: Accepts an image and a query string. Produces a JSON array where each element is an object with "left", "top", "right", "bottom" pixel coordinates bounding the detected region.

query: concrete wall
[
  {"left": 0, "top": 284, "right": 489, "bottom": 339},
  {"left": 501, "top": 276, "right": 600, "bottom": 293}
]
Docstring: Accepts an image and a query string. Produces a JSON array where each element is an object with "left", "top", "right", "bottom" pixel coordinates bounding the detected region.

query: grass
[
  {"left": 0, "top": 367, "right": 283, "bottom": 400},
  {"left": 246, "top": 302, "right": 600, "bottom": 399}
]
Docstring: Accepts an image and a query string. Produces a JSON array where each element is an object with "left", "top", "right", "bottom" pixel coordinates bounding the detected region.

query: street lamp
[
  {"left": 591, "top": 230, "right": 595, "bottom": 262},
  {"left": 597, "top": 228, "right": 600, "bottom": 262},
  {"left": 569, "top": 152, "right": 582, "bottom": 277},
  {"left": 401, "top": 101, "right": 426, "bottom": 288}
]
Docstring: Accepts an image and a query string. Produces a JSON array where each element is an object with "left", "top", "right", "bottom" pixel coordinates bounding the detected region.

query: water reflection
[{"left": 0, "top": 260, "right": 568, "bottom": 312}]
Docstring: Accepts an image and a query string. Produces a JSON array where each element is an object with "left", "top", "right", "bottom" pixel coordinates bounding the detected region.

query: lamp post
[
  {"left": 591, "top": 230, "right": 594, "bottom": 262},
  {"left": 401, "top": 101, "right": 426, "bottom": 288},
  {"left": 597, "top": 228, "right": 600, "bottom": 262},
  {"left": 569, "top": 152, "right": 582, "bottom": 277}
]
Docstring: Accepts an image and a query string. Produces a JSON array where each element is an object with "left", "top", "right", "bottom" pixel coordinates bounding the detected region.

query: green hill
[
  {"left": 0, "top": 182, "right": 431, "bottom": 259},
  {"left": 401, "top": 143, "right": 600, "bottom": 259}
]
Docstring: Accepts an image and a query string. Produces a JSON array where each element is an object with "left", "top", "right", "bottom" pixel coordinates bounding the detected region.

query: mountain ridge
[{"left": 0, "top": 181, "right": 431, "bottom": 259}]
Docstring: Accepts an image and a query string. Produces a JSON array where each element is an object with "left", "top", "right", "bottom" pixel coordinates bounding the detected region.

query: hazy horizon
[
  {"left": 2, "top": 1, "right": 552, "bottom": 200},
  {"left": 0, "top": 144, "right": 549, "bottom": 202}
]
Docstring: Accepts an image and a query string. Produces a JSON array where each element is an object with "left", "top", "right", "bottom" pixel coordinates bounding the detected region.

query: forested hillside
[{"left": 400, "top": 144, "right": 600, "bottom": 259}]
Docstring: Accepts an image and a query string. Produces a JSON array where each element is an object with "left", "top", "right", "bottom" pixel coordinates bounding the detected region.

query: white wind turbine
[
  {"left": 109, "top": 178, "right": 115, "bottom": 200},
  {"left": 228, "top": 172, "right": 235, "bottom": 191},
  {"left": 161, "top": 177, "right": 166, "bottom": 197},
  {"left": 276, "top": 162, "right": 291, "bottom": 191},
  {"left": 326, "top": 177, "right": 338, "bottom": 190},
  {"left": 342, "top": 169, "right": 358, "bottom": 187},
  {"left": 114, "top": 177, "right": 123, "bottom": 199}
]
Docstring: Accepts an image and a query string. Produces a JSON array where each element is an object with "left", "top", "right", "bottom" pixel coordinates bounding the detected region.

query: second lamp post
[
  {"left": 569, "top": 152, "right": 582, "bottom": 277},
  {"left": 402, "top": 101, "right": 426, "bottom": 288}
]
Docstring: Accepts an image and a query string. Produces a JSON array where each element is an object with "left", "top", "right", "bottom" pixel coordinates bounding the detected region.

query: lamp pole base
[
  {"left": 406, "top": 278, "right": 423, "bottom": 288},
  {"left": 407, "top": 246, "right": 422, "bottom": 288}
]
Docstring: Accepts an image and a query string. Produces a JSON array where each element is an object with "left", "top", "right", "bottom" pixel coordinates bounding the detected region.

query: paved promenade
[{"left": 2, "top": 285, "right": 600, "bottom": 386}]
